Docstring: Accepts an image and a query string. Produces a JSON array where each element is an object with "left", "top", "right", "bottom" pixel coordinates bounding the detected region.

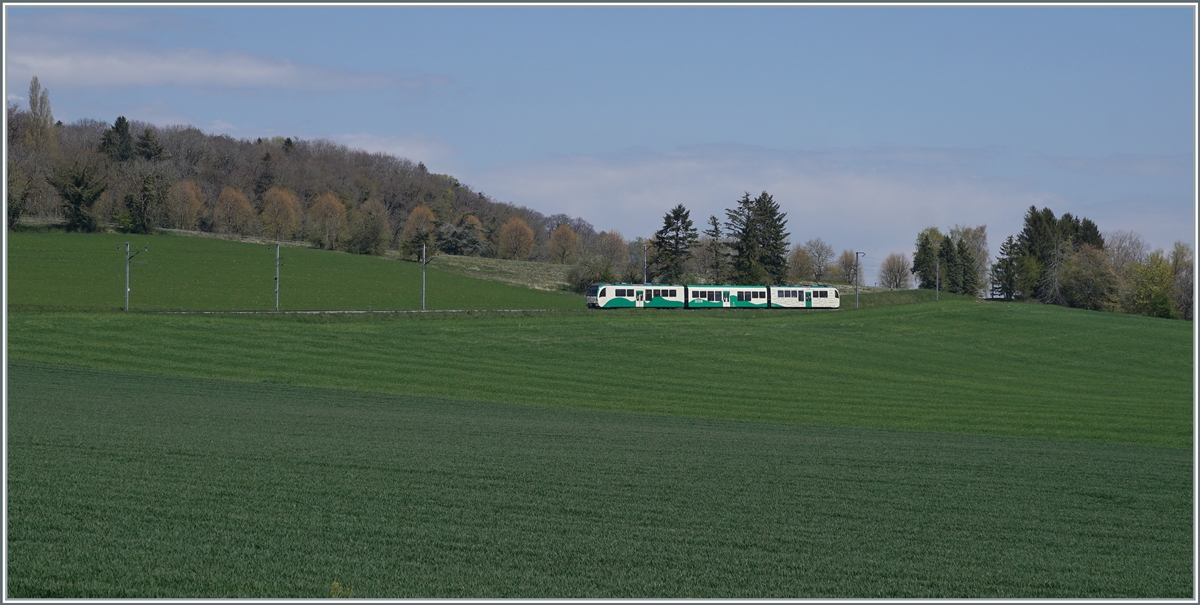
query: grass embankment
[
  {"left": 8, "top": 362, "right": 1191, "bottom": 598},
  {"left": 6, "top": 231, "right": 581, "bottom": 311},
  {"left": 7, "top": 300, "right": 1191, "bottom": 448}
]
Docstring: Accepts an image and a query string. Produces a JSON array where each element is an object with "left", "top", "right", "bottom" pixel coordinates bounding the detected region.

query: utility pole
[
  {"left": 123, "top": 242, "right": 147, "bottom": 312},
  {"left": 936, "top": 256, "right": 940, "bottom": 301},
  {"left": 274, "top": 243, "right": 280, "bottom": 312},
  {"left": 643, "top": 243, "right": 648, "bottom": 285},
  {"left": 422, "top": 243, "right": 428, "bottom": 311},
  {"left": 855, "top": 251, "right": 865, "bottom": 309}
]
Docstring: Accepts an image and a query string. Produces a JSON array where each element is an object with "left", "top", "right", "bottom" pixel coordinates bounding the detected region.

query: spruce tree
[
  {"left": 990, "top": 235, "right": 1019, "bottom": 300},
  {"left": 99, "top": 116, "right": 134, "bottom": 162},
  {"left": 938, "top": 236, "right": 962, "bottom": 294},
  {"left": 48, "top": 162, "right": 107, "bottom": 232},
  {"left": 651, "top": 204, "right": 698, "bottom": 283},
  {"left": 912, "top": 231, "right": 940, "bottom": 289},
  {"left": 703, "top": 215, "right": 727, "bottom": 283},
  {"left": 135, "top": 128, "right": 164, "bottom": 161},
  {"left": 957, "top": 238, "right": 979, "bottom": 296}
]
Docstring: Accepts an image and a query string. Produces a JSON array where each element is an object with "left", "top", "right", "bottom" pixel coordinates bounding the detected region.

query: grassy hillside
[
  {"left": 8, "top": 300, "right": 1191, "bottom": 448},
  {"left": 8, "top": 362, "right": 1190, "bottom": 598},
  {"left": 7, "top": 232, "right": 581, "bottom": 311}
]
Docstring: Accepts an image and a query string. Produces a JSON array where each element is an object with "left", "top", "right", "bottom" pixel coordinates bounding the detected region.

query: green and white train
[{"left": 585, "top": 283, "right": 841, "bottom": 309}]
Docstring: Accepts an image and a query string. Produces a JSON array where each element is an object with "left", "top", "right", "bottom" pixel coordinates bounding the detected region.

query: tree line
[
  {"left": 565, "top": 191, "right": 876, "bottom": 292},
  {"left": 7, "top": 77, "right": 596, "bottom": 262},
  {"left": 988, "top": 206, "right": 1191, "bottom": 320}
]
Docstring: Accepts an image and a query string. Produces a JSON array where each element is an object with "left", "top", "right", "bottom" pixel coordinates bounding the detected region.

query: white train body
[{"left": 586, "top": 283, "right": 840, "bottom": 309}]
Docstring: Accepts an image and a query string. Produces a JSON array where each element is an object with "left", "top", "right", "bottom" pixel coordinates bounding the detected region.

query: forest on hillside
[{"left": 7, "top": 78, "right": 597, "bottom": 262}]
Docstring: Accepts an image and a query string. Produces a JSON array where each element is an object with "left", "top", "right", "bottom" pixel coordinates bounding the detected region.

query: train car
[
  {"left": 687, "top": 285, "right": 769, "bottom": 308},
  {"left": 769, "top": 285, "right": 841, "bottom": 309},
  {"left": 586, "top": 283, "right": 685, "bottom": 308}
]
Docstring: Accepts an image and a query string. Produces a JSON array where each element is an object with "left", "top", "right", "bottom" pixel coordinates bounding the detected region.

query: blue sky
[{"left": 5, "top": 5, "right": 1195, "bottom": 281}]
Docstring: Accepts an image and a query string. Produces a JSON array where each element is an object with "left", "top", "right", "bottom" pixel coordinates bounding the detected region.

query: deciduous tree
[
  {"left": 7, "top": 165, "right": 32, "bottom": 230},
  {"left": 787, "top": 246, "right": 815, "bottom": 282},
  {"left": 878, "top": 252, "right": 912, "bottom": 289},
  {"left": 212, "top": 187, "right": 256, "bottom": 235},
  {"left": 1130, "top": 251, "right": 1176, "bottom": 318},
  {"left": 549, "top": 223, "right": 581, "bottom": 264},
  {"left": 836, "top": 249, "right": 857, "bottom": 284},
  {"left": 347, "top": 200, "right": 390, "bottom": 255},
  {"left": 1063, "top": 244, "right": 1118, "bottom": 311},
  {"left": 260, "top": 187, "right": 302, "bottom": 241},
  {"left": 166, "top": 181, "right": 205, "bottom": 231},
  {"left": 307, "top": 192, "right": 347, "bottom": 250},
  {"left": 803, "top": 238, "right": 835, "bottom": 282},
  {"left": 1169, "top": 241, "right": 1193, "bottom": 320},
  {"left": 400, "top": 204, "right": 438, "bottom": 260},
  {"left": 497, "top": 216, "right": 535, "bottom": 260},
  {"left": 24, "top": 76, "right": 57, "bottom": 155}
]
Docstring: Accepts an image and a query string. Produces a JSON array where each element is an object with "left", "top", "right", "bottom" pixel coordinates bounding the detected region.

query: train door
[
  {"left": 722, "top": 291, "right": 730, "bottom": 307},
  {"left": 636, "top": 289, "right": 644, "bottom": 308},
  {"left": 805, "top": 290, "right": 812, "bottom": 308}
]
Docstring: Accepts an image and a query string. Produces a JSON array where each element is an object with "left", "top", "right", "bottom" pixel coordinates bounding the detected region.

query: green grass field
[
  {"left": 8, "top": 362, "right": 1191, "bottom": 598},
  {"left": 7, "top": 231, "right": 581, "bottom": 311},
  {"left": 5, "top": 232, "right": 1195, "bottom": 597}
]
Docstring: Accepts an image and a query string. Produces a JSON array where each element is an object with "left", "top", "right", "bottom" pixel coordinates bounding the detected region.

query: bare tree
[
  {"left": 878, "top": 252, "right": 912, "bottom": 289},
  {"left": 836, "top": 249, "right": 857, "bottom": 283},
  {"left": 788, "top": 246, "right": 815, "bottom": 282},
  {"left": 803, "top": 238, "right": 835, "bottom": 281},
  {"left": 166, "top": 180, "right": 205, "bottom": 230},
  {"left": 1104, "top": 230, "right": 1148, "bottom": 276},
  {"left": 1170, "top": 241, "right": 1193, "bottom": 320}
]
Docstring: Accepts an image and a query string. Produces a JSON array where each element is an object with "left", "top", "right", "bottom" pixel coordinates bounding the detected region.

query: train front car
[
  {"left": 768, "top": 285, "right": 841, "bottom": 309},
  {"left": 587, "top": 283, "right": 685, "bottom": 308}
]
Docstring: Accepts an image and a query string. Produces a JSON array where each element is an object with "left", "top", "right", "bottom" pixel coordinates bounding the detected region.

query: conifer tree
[
  {"left": 48, "top": 162, "right": 107, "bottom": 232},
  {"left": 651, "top": 204, "right": 698, "bottom": 283},
  {"left": 99, "top": 116, "right": 134, "bottom": 162}
]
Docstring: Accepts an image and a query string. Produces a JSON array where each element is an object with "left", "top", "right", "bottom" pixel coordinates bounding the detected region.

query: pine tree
[
  {"left": 911, "top": 229, "right": 942, "bottom": 289},
  {"left": 956, "top": 238, "right": 979, "bottom": 296},
  {"left": 99, "top": 116, "right": 134, "bottom": 162},
  {"left": 938, "top": 236, "right": 962, "bottom": 294},
  {"left": 651, "top": 204, "right": 698, "bottom": 283},
  {"left": 702, "top": 215, "right": 727, "bottom": 283},
  {"left": 990, "top": 235, "right": 1019, "bottom": 300},
  {"left": 725, "top": 191, "right": 789, "bottom": 285},
  {"left": 48, "top": 162, "right": 107, "bottom": 233},
  {"left": 135, "top": 128, "right": 164, "bottom": 161}
]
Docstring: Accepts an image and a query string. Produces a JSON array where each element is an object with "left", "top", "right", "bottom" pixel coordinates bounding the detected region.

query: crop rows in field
[
  {"left": 6, "top": 232, "right": 581, "bottom": 311},
  {"left": 7, "top": 361, "right": 1191, "bottom": 598},
  {"left": 8, "top": 300, "right": 1192, "bottom": 448}
]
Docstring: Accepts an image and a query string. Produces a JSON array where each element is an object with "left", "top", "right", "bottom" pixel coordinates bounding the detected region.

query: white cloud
[
  {"left": 337, "top": 132, "right": 455, "bottom": 167},
  {"left": 469, "top": 144, "right": 1147, "bottom": 277},
  {"left": 7, "top": 46, "right": 444, "bottom": 92}
]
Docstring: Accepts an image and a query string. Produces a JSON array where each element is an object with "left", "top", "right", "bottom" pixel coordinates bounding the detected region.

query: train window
[
  {"left": 599, "top": 288, "right": 606, "bottom": 297},
  {"left": 670, "top": 289, "right": 676, "bottom": 297},
  {"left": 820, "top": 291, "right": 828, "bottom": 298},
  {"left": 833, "top": 290, "right": 839, "bottom": 298}
]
